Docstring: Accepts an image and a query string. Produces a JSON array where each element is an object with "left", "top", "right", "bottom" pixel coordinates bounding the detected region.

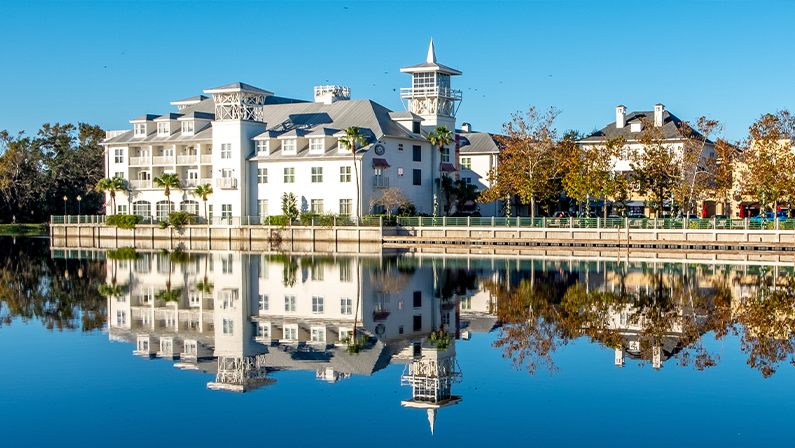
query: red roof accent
[
  {"left": 372, "top": 158, "right": 390, "bottom": 168},
  {"left": 441, "top": 162, "right": 457, "bottom": 172}
]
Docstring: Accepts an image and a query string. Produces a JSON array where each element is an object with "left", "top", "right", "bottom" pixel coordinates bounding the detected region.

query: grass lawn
[{"left": 0, "top": 224, "right": 49, "bottom": 236}]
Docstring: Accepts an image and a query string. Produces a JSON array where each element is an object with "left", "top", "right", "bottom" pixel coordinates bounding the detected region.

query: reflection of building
[{"left": 103, "top": 251, "right": 499, "bottom": 432}]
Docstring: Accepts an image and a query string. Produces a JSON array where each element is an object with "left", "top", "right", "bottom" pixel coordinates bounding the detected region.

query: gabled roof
[
  {"left": 130, "top": 114, "right": 159, "bottom": 122},
  {"left": 154, "top": 113, "right": 182, "bottom": 122},
  {"left": 305, "top": 127, "right": 339, "bottom": 137},
  {"left": 177, "top": 111, "right": 215, "bottom": 120},
  {"left": 578, "top": 110, "right": 714, "bottom": 144},
  {"left": 170, "top": 95, "right": 208, "bottom": 106},
  {"left": 203, "top": 82, "right": 273, "bottom": 96},
  {"left": 458, "top": 131, "right": 501, "bottom": 154},
  {"left": 389, "top": 111, "right": 423, "bottom": 121}
]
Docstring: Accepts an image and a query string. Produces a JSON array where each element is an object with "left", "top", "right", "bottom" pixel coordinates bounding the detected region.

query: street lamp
[
  {"left": 63, "top": 196, "right": 68, "bottom": 215},
  {"left": 77, "top": 195, "right": 82, "bottom": 215}
]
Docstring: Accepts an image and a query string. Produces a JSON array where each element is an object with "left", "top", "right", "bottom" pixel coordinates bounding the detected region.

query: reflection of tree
[
  {"left": 0, "top": 238, "right": 106, "bottom": 331},
  {"left": 487, "top": 268, "right": 735, "bottom": 375},
  {"left": 734, "top": 278, "right": 795, "bottom": 378}
]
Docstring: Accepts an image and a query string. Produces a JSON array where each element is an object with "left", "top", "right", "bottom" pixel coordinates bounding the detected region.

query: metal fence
[{"left": 396, "top": 216, "right": 795, "bottom": 231}]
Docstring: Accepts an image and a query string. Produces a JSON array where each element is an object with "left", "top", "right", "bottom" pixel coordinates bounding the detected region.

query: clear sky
[{"left": 2, "top": 1, "right": 793, "bottom": 142}]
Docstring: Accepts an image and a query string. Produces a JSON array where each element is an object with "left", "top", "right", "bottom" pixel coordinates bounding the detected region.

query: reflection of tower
[
  {"left": 400, "top": 342, "right": 462, "bottom": 435},
  {"left": 207, "top": 354, "right": 274, "bottom": 392}
]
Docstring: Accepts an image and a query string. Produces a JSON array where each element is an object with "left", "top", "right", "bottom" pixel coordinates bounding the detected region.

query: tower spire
[{"left": 427, "top": 38, "right": 436, "bottom": 63}]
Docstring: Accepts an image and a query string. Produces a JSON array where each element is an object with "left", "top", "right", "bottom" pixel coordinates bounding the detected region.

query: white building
[
  {"left": 577, "top": 104, "right": 716, "bottom": 217},
  {"left": 102, "top": 41, "right": 500, "bottom": 220}
]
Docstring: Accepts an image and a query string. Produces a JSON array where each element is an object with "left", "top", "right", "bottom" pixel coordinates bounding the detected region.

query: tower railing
[{"left": 400, "top": 86, "right": 462, "bottom": 100}]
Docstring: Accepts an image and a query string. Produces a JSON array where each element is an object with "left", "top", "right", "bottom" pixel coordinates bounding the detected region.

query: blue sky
[{"left": 1, "top": 1, "right": 793, "bottom": 141}]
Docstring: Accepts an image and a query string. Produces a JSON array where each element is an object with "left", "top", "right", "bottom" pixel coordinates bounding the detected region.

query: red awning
[
  {"left": 372, "top": 158, "right": 390, "bottom": 168},
  {"left": 441, "top": 162, "right": 457, "bottom": 172}
]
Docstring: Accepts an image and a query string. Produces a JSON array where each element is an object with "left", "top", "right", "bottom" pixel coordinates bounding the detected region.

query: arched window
[
  {"left": 180, "top": 200, "right": 199, "bottom": 215},
  {"left": 156, "top": 200, "right": 174, "bottom": 219},
  {"left": 133, "top": 201, "right": 151, "bottom": 217}
]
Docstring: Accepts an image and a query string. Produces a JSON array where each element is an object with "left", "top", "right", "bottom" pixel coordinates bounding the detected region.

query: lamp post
[
  {"left": 63, "top": 196, "right": 68, "bottom": 215},
  {"left": 77, "top": 195, "right": 82, "bottom": 216}
]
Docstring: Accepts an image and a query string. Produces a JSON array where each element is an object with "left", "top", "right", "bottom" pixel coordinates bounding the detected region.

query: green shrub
[
  {"left": 168, "top": 211, "right": 193, "bottom": 230},
  {"left": 318, "top": 211, "right": 337, "bottom": 228},
  {"left": 265, "top": 215, "right": 289, "bottom": 227},
  {"left": 158, "top": 219, "right": 170, "bottom": 229},
  {"left": 106, "top": 214, "right": 142, "bottom": 229},
  {"left": 299, "top": 213, "right": 318, "bottom": 226}
]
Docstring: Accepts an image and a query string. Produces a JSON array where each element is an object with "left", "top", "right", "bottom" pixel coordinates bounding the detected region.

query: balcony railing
[
  {"left": 216, "top": 177, "right": 238, "bottom": 189},
  {"left": 400, "top": 87, "right": 462, "bottom": 100},
  {"left": 129, "top": 157, "right": 151, "bottom": 166},
  {"left": 152, "top": 156, "right": 174, "bottom": 165},
  {"left": 200, "top": 155, "right": 213, "bottom": 164},
  {"left": 183, "top": 178, "right": 212, "bottom": 188},
  {"left": 373, "top": 175, "right": 389, "bottom": 188},
  {"left": 130, "top": 180, "right": 152, "bottom": 189},
  {"left": 176, "top": 155, "right": 198, "bottom": 164}
]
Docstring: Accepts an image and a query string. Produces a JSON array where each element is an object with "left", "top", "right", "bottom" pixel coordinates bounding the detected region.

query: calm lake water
[{"left": 3, "top": 237, "right": 795, "bottom": 447}]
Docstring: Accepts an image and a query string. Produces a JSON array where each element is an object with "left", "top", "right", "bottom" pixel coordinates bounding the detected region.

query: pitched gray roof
[
  {"left": 154, "top": 113, "right": 182, "bottom": 121},
  {"left": 389, "top": 111, "right": 423, "bottom": 121},
  {"left": 204, "top": 82, "right": 274, "bottom": 96},
  {"left": 400, "top": 61, "right": 462, "bottom": 76},
  {"left": 458, "top": 131, "right": 500, "bottom": 154},
  {"left": 578, "top": 110, "right": 713, "bottom": 143},
  {"left": 130, "top": 114, "right": 159, "bottom": 122},
  {"left": 178, "top": 111, "right": 215, "bottom": 120},
  {"left": 171, "top": 95, "right": 208, "bottom": 105}
]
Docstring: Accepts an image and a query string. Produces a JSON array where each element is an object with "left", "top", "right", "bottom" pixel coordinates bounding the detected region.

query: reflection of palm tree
[{"left": 153, "top": 173, "right": 181, "bottom": 215}]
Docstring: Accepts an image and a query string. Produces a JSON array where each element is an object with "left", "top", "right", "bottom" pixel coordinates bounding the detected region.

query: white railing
[
  {"left": 183, "top": 179, "right": 199, "bottom": 188},
  {"left": 373, "top": 175, "right": 389, "bottom": 188},
  {"left": 130, "top": 180, "right": 152, "bottom": 189},
  {"left": 400, "top": 87, "right": 462, "bottom": 100},
  {"left": 176, "top": 155, "right": 198, "bottom": 164},
  {"left": 129, "top": 157, "right": 151, "bottom": 166},
  {"left": 200, "top": 155, "right": 213, "bottom": 163},
  {"left": 216, "top": 177, "right": 238, "bottom": 189},
  {"left": 152, "top": 156, "right": 174, "bottom": 165}
]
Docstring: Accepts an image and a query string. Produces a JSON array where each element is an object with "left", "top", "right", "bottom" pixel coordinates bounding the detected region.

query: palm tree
[
  {"left": 153, "top": 173, "right": 181, "bottom": 215},
  {"left": 95, "top": 176, "right": 126, "bottom": 214},
  {"left": 339, "top": 127, "right": 369, "bottom": 220},
  {"left": 194, "top": 184, "right": 213, "bottom": 222},
  {"left": 428, "top": 126, "right": 454, "bottom": 215}
]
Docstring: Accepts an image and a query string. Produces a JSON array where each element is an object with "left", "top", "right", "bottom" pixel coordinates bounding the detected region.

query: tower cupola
[
  {"left": 400, "top": 39, "right": 462, "bottom": 131},
  {"left": 203, "top": 82, "right": 273, "bottom": 121}
]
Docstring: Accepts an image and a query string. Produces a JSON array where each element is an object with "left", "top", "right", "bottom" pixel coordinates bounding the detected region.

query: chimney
[
  {"left": 654, "top": 103, "right": 665, "bottom": 127},
  {"left": 616, "top": 105, "right": 626, "bottom": 129},
  {"left": 461, "top": 122, "right": 472, "bottom": 133}
]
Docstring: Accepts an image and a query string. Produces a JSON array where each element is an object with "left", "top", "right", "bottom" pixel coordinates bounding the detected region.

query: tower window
[{"left": 221, "top": 143, "right": 232, "bottom": 159}]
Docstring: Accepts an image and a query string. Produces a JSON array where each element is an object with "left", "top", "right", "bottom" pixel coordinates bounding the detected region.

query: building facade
[{"left": 102, "top": 41, "right": 499, "bottom": 220}]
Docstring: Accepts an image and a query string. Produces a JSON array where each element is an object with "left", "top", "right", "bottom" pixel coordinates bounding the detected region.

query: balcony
[
  {"left": 176, "top": 155, "right": 198, "bottom": 164},
  {"left": 152, "top": 156, "right": 174, "bottom": 165},
  {"left": 216, "top": 177, "right": 238, "bottom": 189},
  {"left": 200, "top": 155, "right": 213, "bottom": 164},
  {"left": 183, "top": 178, "right": 212, "bottom": 188},
  {"left": 130, "top": 180, "right": 152, "bottom": 189},
  {"left": 400, "top": 86, "right": 462, "bottom": 100},
  {"left": 373, "top": 175, "right": 389, "bottom": 188},
  {"left": 129, "top": 157, "right": 151, "bottom": 166}
]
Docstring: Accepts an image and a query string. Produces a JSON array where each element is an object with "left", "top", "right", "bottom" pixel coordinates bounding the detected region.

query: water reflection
[{"left": 6, "top": 239, "right": 795, "bottom": 434}]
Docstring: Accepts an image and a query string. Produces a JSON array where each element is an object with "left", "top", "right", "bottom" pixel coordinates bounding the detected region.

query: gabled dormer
[
  {"left": 177, "top": 111, "right": 214, "bottom": 136},
  {"left": 170, "top": 95, "right": 208, "bottom": 110},
  {"left": 252, "top": 130, "right": 279, "bottom": 156},
  {"left": 389, "top": 111, "right": 424, "bottom": 135},
  {"left": 305, "top": 128, "right": 339, "bottom": 155},
  {"left": 277, "top": 129, "right": 308, "bottom": 155},
  {"left": 333, "top": 129, "right": 372, "bottom": 155},
  {"left": 154, "top": 113, "right": 182, "bottom": 137},
  {"left": 129, "top": 114, "right": 158, "bottom": 138}
]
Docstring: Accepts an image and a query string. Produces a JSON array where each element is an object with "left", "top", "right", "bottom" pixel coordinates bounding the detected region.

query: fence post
[
  {"left": 467, "top": 216, "right": 471, "bottom": 227},
  {"left": 745, "top": 218, "right": 749, "bottom": 230},
  {"left": 379, "top": 216, "right": 383, "bottom": 228},
  {"left": 443, "top": 216, "right": 447, "bottom": 227},
  {"left": 491, "top": 216, "right": 495, "bottom": 227}
]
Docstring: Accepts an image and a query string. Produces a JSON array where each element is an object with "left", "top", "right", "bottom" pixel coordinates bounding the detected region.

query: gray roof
[
  {"left": 204, "top": 82, "right": 274, "bottom": 96},
  {"left": 154, "top": 113, "right": 182, "bottom": 121},
  {"left": 171, "top": 95, "right": 208, "bottom": 105},
  {"left": 578, "top": 110, "right": 713, "bottom": 143},
  {"left": 389, "top": 111, "right": 423, "bottom": 121},
  {"left": 400, "top": 61, "right": 462, "bottom": 76},
  {"left": 130, "top": 114, "right": 159, "bottom": 122},
  {"left": 458, "top": 131, "right": 501, "bottom": 154},
  {"left": 178, "top": 111, "right": 215, "bottom": 120}
]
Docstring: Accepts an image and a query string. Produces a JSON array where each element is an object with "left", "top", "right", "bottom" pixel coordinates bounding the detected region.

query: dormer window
[
  {"left": 134, "top": 123, "right": 146, "bottom": 137},
  {"left": 309, "top": 138, "right": 324, "bottom": 154},
  {"left": 283, "top": 139, "right": 297, "bottom": 155},
  {"left": 157, "top": 122, "right": 170, "bottom": 136},
  {"left": 256, "top": 140, "right": 269, "bottom": 154},
  {"left": 412, "top": 121, "right": 421, "bottom": 134},
  {"left": 338, "top": 140, "right": 351, "bottom": 152},
  {"left": 181, "top": 121, "right": 194, "bottom": 134}
]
